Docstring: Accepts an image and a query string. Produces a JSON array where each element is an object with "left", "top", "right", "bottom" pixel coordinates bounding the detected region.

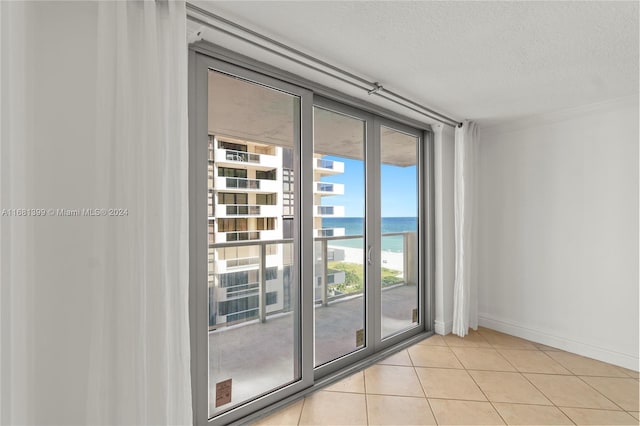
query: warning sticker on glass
[
  {"left": 215, "top": 379, "right": 232, "bottom": 407},
  {"left": 356, "top": 329, "right": 365, "bottom": 347}
]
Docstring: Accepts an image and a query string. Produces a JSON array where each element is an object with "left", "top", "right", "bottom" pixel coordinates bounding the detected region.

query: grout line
[
  {"left": 447, "top": 339, "right": 509, "bottom": 425},
  {"left": 362, "top": 368, "right": 369, "bottom": 426},
  {"left": 467, "top": 327, "right": 578, "bottom": 425},
  {"left": 490, "top": 337, "right": 577, "bottom": 425},
  {"left": 365, "top": 392, "right": 429, "bottom": 399},
  {"left": 296, "top": 397, "right": 305, "bottom": 426},
  {"left": 465, "top": 372, "right": 509, "bottom": 425},
  {"left": 408, "top": 348, "right": 439, "bottom": 425},
  {"left": 574, "top": 375, "right": 629, "bottom": 412}
]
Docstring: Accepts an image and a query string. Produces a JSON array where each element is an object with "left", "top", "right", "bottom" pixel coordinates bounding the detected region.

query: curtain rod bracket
[{"left": 367, "top": 82, "right": 383, "bottom": 95}]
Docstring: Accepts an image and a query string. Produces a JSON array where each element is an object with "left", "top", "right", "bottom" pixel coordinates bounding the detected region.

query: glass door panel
[
  {"left": 379, "top": 126, "right": 420, "bottom": 339},
  {"left": 207, "top": 69, "right": 301, "bottom": 417},
  {"left": 313, "top": 106, "right": 367, "bottom": 367}
]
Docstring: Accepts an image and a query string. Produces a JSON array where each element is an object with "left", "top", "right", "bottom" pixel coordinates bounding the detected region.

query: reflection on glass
[
  {"left": 208, "top": 70, "right": 299, "bottom": 417},
  {"left": 313, "top": 106, "right": 366, "bottom": 367},
  {"left": 380, "top": 126, "right": 419, "bottom": 339}
]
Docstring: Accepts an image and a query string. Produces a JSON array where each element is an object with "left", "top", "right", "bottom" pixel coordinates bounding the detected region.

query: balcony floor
[{"left": 208, "top": 284, "right": 418, "bottom": 416}]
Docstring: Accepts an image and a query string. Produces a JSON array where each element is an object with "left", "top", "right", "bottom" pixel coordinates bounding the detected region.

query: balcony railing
[
  {"left": 319, "top": 159, "right": 334, "bottom": 169},
  {"left": 318, "top": 228, "right": 335, "bottom": 237},
  {"left": 225, "top": 204, "right": 261, "bottom": 216},
  {"left": 224, "top": 149, "right": 260, "bottom": 164},
  {"left": 209, "top": 238, "right": 294, "bottom": 330},
  {"left": 314, "top": 158, "right": 345, "bottom": 173},
  {"left": 225, "top": 177, "right": 260, "bottom": 190},
  {"left": 314, "top": 228, "right": 345, "bottom": 238},
  {"left": 208, "top": 232, "right": 417, "bottom": 330},
  {"left": 317, "top": 183, "right": 333, "bottom": 192},
  {"left": 314, "top": 181, "right": 345, "bottom": 195},
  {"left": 225, "top": 256, "right": 260, "bottom": 269},
  {"left": 315, "top": 205, "right": 345, "bottom": 217},
  {"left": 225, "top": 231, "right": 260, "bottom": 242}
]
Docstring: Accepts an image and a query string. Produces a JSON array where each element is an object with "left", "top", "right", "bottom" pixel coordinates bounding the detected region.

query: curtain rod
[{"left": 186, "top": 3, "right": 463, "bottom": 128}]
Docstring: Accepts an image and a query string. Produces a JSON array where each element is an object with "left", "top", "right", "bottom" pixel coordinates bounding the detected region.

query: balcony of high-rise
[
  {"left": 313, "top": 157, "right": 345, "bottom": 175},
  {"left": 313, "top": 205, "right": 345, "bottom": 218},
  {"left": 313, "top": 181, "right": 345, "bottom": 196}
]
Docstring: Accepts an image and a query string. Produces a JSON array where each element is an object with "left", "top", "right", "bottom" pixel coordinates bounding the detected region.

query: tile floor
[{"left": 252, "top": 327, "right": 640, "bottom": 425}]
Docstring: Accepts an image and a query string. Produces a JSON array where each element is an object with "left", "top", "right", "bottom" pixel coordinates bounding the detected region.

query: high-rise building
[{"left": 208, "top": 135, "right": 346, "bottom": 328}]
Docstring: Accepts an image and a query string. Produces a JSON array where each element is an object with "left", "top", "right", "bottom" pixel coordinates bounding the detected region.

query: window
[
  {"left": 219, "top": 193, "right": 248, "bottom": 205},
  {"left": 218, "top": 270, "right": 259, "bottom": 288},
  {"left": 218, "top": 218, "right": 248, "bottom": 232},
  {"left": 218, "top": 167, "right": 247, "bottom": 178},
  {"left": 256, "top": 193, "right": 276, "bottom": 205},
  {"left": 219, "top": 141, "right": 247, "bottom": 152},
  {"left": 283, "top": 218, "right": 293, "bottom": 239},
  {"left": 255, "top": 169, "right": 276, "bottom": 180},
  {"left": 266, "top": 291, "right": 278, "bottom": 305},
  {"left": 218, "top": 295, "right": 259, "bottom": 316},
  {"left": 265, "top": 267, "right": 278, "bottom": 281},
  {"left": 256, "top": 217, "right": 275, "bottom": 231},
  {"left": 191, "top": 53, "right": 430, "bottom": 425}
]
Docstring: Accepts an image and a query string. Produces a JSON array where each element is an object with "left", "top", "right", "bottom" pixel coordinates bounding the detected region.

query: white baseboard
[
  {"left": 479, "top": 313, "right": 639, "bottom": 371},
  {"left": 434, "top": 320, "right": 453, "bottom": 336}
]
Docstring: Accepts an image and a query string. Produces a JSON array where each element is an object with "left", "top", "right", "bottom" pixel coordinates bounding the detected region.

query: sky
[{"left": 319, "top": 155, "right": 417, "bottom": 217}]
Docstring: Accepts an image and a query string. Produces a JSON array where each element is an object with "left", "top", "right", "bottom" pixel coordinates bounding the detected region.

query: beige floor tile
[
  {"left": 324, "top": 371, "right": 365, "bottom": 394},
  {"left": 493, "top": 402, "right": 573, "bottom": 425},
  {"left": 415, "top": 367, "right": 486, "bottom": 401},
  {"left": 444, "top": 331, "right": 492, "bottom": 348},
  {"left": 560, "top": 407, "right": 639, "bottom": 425},
  {"left": 469, "top": 370, "right": 551, "bottom": 405},
  {"left": 298, "top": 391, "right": 367, "bottom": 426},
  {"left": 629, "top": 411, "right": 640, "bottom": 420},
  {"left": 252, "top": 399, "right": 304, "bottom": 426},
  {"left": 407, "top": 345, "right": 464, "bottom": 369},
  {"left": 480, "top": 332, "right": 538, "bottom": 350},
  {"left": 417, "top": 335, "right": 448, "bottom": 346},
  {"left": 364, "top": 364, "right": 424, "bottom": 397},
  {"left": 533, "top": 342, "right": 563, "bottom": 351},
  {"left": 428, "top": 399, "right": 505, "bottom": 425},
  {"left": 621, "top": 367, "right": 640, "bottom": 379},
  {"left": 450, "top": 347, "right": 516, "bottom": 371},
  {"left": 377, "top": 349, "right": 412, "bottom": 367},
  {"left": 545, "top": 351, "right": 629, "bottom": 377},
  {"left": 366, "top": 394, "right": 436, "bottom": 425},
  {"left": 476, "top": 326, "right": 499, "bottom": 335},
  {"left": 524, "top": 373, "right": 619, "bottom": 410},
  {"left": 498, "top": 349, "right": 572, "bottom": 374},
  {"left": 581, "top": 376, "right": 640, "bottom": 411}
]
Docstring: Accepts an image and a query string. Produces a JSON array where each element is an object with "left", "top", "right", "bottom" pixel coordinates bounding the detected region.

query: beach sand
[{"left": 328, "top": 244, "right": 404, "bottom": 272}]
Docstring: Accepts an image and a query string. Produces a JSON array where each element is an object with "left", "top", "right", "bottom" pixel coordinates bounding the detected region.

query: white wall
[
  {"left": 433, "top": 124, "right": 456, "bottom": 335},
  {"left": 476, "top": 96, "right": 639, "bottom": 370}
]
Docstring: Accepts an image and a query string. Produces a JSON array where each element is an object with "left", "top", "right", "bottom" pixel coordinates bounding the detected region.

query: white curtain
[
  {"left": 1, "top": 1, "right": 192, "bottom": 424},
  {"left": 452, "top": 121, "right": 479, "bottom": 337}
]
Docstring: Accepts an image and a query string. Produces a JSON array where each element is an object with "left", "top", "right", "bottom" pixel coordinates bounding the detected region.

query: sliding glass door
[
  {"left": 379, "top": 123, "right": 422, "bottom": 340},
  {"left": 312, "top": 102, "right": 424, "bottom": 376},
  {"left": 190, "top": 51, "right": 429, "bottom": 425},
  {"left": 313, "top": 102, "right": 369, "bottom": 368}
]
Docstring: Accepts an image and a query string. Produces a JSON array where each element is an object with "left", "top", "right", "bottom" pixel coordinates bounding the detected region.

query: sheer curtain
[
  {"left": 87, "top": 1, "right": 191, "bottom": 424},
  {"left": 1, "top": 2, "right": 191, "bottom": 424},
  {"left": 452, "top": 121, "right": 479, "bottom": 337}
]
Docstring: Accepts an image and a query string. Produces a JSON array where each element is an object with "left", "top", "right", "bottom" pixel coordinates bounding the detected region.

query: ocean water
[{"left": 323, "top": 217, "right": 417, "bottom": 253}]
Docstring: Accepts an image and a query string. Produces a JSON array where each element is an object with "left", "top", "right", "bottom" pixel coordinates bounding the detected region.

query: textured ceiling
[{"left": 193, "top": 1, "right": 638, "bottom": 127}]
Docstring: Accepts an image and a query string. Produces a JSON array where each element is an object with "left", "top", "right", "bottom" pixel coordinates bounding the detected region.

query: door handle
[{"left": 367, "top": 246, "right": 373, "bottom": 265}]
